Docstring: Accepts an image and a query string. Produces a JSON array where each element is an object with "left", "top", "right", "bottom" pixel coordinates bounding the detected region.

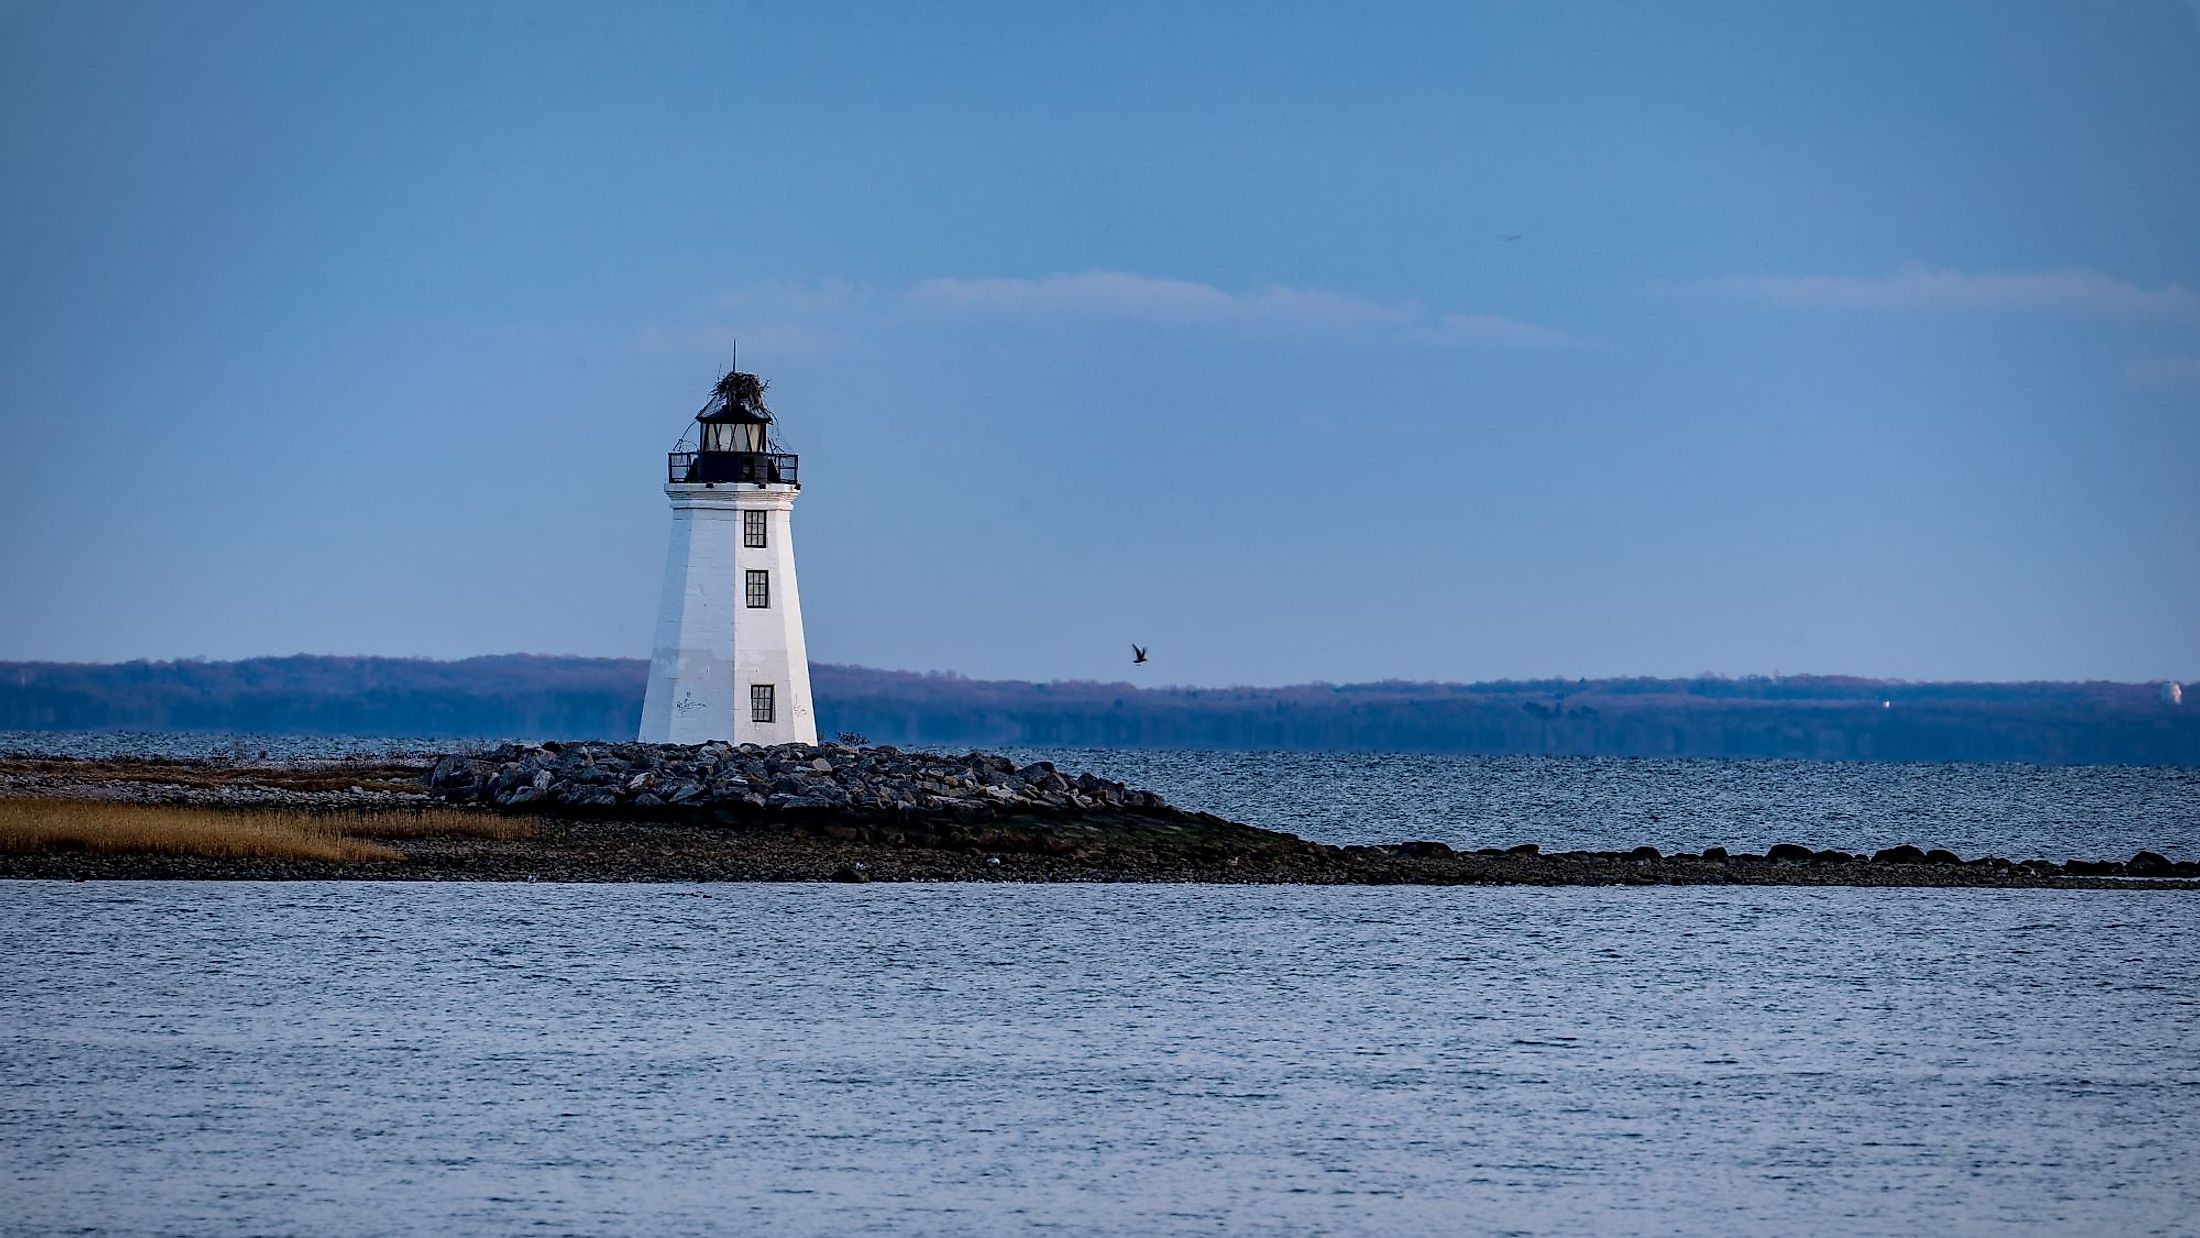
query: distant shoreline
[
  {"left": 2, "top": 749, "right": 2194, "bottom": 889},
  {"left": 4, "top": 656, "right": 2194, "bottom": 766}
]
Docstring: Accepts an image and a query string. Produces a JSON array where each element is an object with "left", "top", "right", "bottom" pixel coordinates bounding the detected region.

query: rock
[
  {"left": 1924, "top": 849, "right": 1963, "bottom": 865},
  {"left": 1628, "top": 846, "right": 1661, "bottom": 862},
  {"left": 415, "top": 739, "right": 1221, "bottom": 844},
  {"left": 1812, "top": 850, "right": 1854, "bottom": 864},
  {"left": 1767, "top": 843, "right": 1815, "bottom": 864},
  {"left": 1700, "top": 846, "right": 1729, "bottom": 862},
  {"left": 1075, "top": 772, "right": 1125, "bottom": 801},
  {"left": 1872, "top": 845, "right": 1928, "bottom": 865},
  {"left": 2130, "top": 850, "right": 2173, "bottom": 876},
  {"left": 1397, "top": 840, "right": 1454, "bottom": 859},
  {"left": 829, "top": 865, "right": 869, "bottom": 883},
  {"left": 1505, "top": 843, "right": 1540, "bottom": 856}
]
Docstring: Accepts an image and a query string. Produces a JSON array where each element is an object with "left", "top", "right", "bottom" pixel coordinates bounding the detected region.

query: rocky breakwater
[
  {"left": 421, "top": 742, "right": 2200, "bottom": 887},
  {"left": 426, "top": 740, "right": 1323, "bottom": 873}
]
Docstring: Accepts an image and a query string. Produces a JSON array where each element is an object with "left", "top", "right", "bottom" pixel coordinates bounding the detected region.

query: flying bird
[
  {"left": 1131, "top": 644, "right": 1148, "bottom": 665},
  {"left": 1499, "top": 233, "right": 1524, "bottom": 241}
]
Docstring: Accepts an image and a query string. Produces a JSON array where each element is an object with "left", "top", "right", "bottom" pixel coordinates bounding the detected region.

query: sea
[{"left": 3, "top": 733, "right": 2197, "bottom": 1235}]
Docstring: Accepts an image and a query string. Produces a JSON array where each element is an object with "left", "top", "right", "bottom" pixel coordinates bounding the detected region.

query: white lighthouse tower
[{"left": 639, "top": 371, "right": 817, "bottom": 745}]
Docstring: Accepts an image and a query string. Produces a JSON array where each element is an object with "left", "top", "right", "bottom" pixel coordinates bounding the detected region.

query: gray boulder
[{"left": 2130, "top": 850, "right": 2173, "bottom": 876}]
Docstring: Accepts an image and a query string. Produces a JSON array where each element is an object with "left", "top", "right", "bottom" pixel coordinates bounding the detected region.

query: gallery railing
[{"left": 666, "top": 451, "right": 800, "bottom": 486}]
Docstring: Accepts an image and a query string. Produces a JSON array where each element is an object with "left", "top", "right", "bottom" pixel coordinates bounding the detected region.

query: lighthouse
[{"left": 638, "top": 371, "right": 817, "bottom": 745}]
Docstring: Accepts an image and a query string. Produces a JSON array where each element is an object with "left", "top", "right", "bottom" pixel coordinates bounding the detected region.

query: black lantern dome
[{"left": 671, "top": 370, "right": 799, "bottom": 486}]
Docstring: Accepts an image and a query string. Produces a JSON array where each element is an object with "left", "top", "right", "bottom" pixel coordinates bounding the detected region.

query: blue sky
[{"left": 2, "top": 0, "right": 2195, "bottom": 684}]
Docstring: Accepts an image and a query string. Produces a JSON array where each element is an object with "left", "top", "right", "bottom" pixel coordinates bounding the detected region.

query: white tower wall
[{"left": 639, "top": 482, "right": 816, "bottom": 745}]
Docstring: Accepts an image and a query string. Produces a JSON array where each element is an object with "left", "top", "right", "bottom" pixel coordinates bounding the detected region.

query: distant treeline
[{"left": 2, "top": 656, "right": 2195, "bottom": 765}]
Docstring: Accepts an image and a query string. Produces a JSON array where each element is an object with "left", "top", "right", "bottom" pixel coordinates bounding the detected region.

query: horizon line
[{"left": 3, "top": 652, "right": 2188, "bottom": 692}]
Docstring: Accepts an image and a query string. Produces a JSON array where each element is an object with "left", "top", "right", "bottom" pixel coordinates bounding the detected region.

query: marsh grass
[{"left": 0, "top": 800, "right": 534, "bottom": 864}]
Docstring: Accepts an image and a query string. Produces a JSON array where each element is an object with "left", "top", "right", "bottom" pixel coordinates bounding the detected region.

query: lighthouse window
[
  {"left": 745, "top": 570, "right": 770, "bottom": 608},
  {"left": 751, "top": 683, "right": 776, "bottom": 723},
  {"left": 744, "top": 510, "right": 768, "bottom": 548}
]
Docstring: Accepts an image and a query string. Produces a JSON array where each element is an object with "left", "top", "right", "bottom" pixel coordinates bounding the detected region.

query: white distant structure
[
  {"left": 638, "top": 371, "right": 816, "bottom": 745},
  {"left": 2165, "top": 682, "right": 2185, "bottom": 707}
]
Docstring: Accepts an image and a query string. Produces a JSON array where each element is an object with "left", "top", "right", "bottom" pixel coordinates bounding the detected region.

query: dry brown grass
[{"left": 0, "top": 800, "right": 534, "bottom": 864}]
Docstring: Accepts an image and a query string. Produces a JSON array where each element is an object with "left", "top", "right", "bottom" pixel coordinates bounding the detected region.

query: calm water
[{"left": 3, "top": 882, "right": 2196, "bottom": 1235}]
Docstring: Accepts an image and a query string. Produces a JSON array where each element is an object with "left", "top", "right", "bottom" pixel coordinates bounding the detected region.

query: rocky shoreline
[{"left": 3, "top": 742, "right": 2196, "bottom": 887}]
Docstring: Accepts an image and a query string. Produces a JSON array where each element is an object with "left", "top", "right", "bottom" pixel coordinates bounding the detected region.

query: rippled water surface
[
  {"left": 4, "top": 882, "right": 2197, "bottom": 1235},
  {"left": 1012, "top": 749, "right": 2200, "bottom": 861}
]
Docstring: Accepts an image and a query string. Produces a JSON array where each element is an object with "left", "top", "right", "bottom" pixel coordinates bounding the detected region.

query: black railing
[{"left": 667, "top": 451, "right": 800, "bottom": 486}]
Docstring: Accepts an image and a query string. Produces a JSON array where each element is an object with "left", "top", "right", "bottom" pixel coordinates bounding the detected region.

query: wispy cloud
[
  {"left": 1424, "top": 312, "right": 1578, "bottom": 348},
  {"left": 907, "top": 271, "right": 1579, "bottom": 346},
  {"left": 2127, "top": 355, "right": 2200, "bottom": 391},
  {"left": 637, "top": 320, "right": 843, "bottom": 359},
  {"left": 645, "top": 270, "right": 1578, "bottom": 353},
  {"left": 904, "top": 271, "right": 1449, "bottom": 337},
  {"left": 1693, "top": 265, "right": 2199, "bottom": 317}
]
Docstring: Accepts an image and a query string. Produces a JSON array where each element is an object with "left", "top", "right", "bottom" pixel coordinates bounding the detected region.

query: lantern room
[
  {"left": 671, "top": 370, "right": 799, "bottom": 486},
  {"left": 700, "top": 404, "right": 769, "bottom": 455}
]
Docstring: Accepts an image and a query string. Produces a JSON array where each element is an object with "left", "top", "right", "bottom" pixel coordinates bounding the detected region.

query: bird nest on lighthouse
[
  {"left": 702, "top": 370, "right": 770, "bottom": 420},
  {"left": 670, "top": 370, "right": 788, "bottom": 459}
]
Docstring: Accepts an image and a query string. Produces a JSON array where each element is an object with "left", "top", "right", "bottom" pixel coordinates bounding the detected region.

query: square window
[
  {"left": 745, "top": 569, "right": 769, "bottom": 608},
  {"left": 751, "top": 683, "right": 775, "bottom": 723},
  {"left": 744, "top": 510, "right": 767, "bottom": 548}
]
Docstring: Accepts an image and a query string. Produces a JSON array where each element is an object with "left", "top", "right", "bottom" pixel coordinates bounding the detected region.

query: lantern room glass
[{"left": 703, "top": 421, "right": 766, "bottom": 453}]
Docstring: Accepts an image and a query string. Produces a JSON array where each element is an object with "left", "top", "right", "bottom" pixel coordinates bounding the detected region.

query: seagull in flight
[
  {"left": 1499, "top": 233, "right": 1525, "bottom": 241},
  {"left": 1131, "top": 644, "right": 1148, "bottom": 666}
]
